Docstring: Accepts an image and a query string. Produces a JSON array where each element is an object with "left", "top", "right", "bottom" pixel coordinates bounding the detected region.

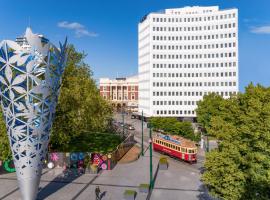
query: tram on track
[{"left": 153, "top": 133, "right": 197, "bottom": 163}]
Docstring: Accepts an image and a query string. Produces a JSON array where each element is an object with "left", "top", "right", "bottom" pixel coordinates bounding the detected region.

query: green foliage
[
  {"left": 0, "top": 111, "right": 11, "bottom": 161},
  {"left": 201, "top": 84, "right": 270, "bottom": 200},
  {"left": 50, "top": 45, "right": 113, "bottom": 151},
  {"left": 196, "top": 93, "right": 225, "bottom": 132},
  {"left": 53, "top": 132, "right": 121, "bottom": 153},
  {"left": 149, "top": 117, "right": 198, "bottom": 141}
]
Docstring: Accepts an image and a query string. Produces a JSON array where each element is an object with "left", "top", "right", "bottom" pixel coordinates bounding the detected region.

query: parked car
[
  {"left": 118, "top": 122, "right": 124, "bottom": 127},
  {"left": 124, "top": 124, "right": 135, "bottom": 130}
]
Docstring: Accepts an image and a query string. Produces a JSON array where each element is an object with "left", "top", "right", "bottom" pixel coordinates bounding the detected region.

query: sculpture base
[{"left": 18, "top": 175, "right": 41, "bottom": 200}]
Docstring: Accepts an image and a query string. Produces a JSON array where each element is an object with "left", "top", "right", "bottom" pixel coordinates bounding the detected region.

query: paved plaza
[
  {"left": 0, "top": 148, "right": 210, "bottom": 200},
  {"left": 0, "top": 115, "right": 211, "bottom": 200}
]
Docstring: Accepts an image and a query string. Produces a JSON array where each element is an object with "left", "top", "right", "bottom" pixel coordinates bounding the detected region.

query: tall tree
[
  {"left": 50, "top": 45, "right": 113, "bottom": 150},
  {"left": 196, "top": 93, "right": 225, "bottom": 131},
  {"left": 201, "top": 84, "right": 270, "bottom": 200},
  {"left": 0, "top": 111, "right": 11, "bottom": 161},
  {"left": 149, "top": 117, "right": 197, "bottom": 141}
]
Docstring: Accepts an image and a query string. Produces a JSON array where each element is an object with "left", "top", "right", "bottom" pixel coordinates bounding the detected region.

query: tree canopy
[
  {"left": 149, "top": 117, "right": 199, "bottom": 141},
  {"left": 196, "top": 93, "right": 225, "bottom": 132},
  {"left": 198, "top": 84, "right": 270, "bottom": 200},
  {"left": 0, "top": 111, "right": 11, "bottom": 161},
  {"left": 50, "top": 45, "right": 113, "bottom": 151}
]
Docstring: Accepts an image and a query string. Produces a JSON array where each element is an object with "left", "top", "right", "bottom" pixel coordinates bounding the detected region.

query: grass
[{"left": 52, "top": 132, "right": 122, "bottom": 153}]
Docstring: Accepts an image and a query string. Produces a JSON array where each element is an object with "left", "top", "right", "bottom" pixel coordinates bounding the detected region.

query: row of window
[
  {"left": 152, "top": 13, "right": 236, "bottom": 23},
  {"left": 152, "top": 62, "right": 237, "bottom": 69},
  {"left": 154, "top": 139, "right": 196, "bottom": 153},
  {"left": 103, "top": 94, "right": 136, "bottom": 100},
  {"left": 152, "top": 91, "right": 237, "bottom": 97},
  {"left": 153, "top": 81, "right": 237, "bottom": 87},
  {"left": 153, "top": 42, "right": 236, "bottom": 50},
  {"left": 153, "top": 100, "right": 197, "bottom": 106},
  {"left": 153, "top": 23, "right": 236, "bottom": 32},
  {"left": 153, "top": 72, "right": 236, "bottom": 78},
  {"left": 152, "top": 33, "right": 236, "bottom": 41},
  {"left": 153, "top": 52, "right": 237, "bottom": 60},
  {"left": 156, "top": 110, "right": 195, "bottom": 115},
  {"left": 102, "top": 86, "right": 136, "bottom": 91}
]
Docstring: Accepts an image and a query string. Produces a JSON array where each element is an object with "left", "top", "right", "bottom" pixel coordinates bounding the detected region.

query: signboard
[{"left": 159, "top": 134, "right": 181, "bottom": 145}]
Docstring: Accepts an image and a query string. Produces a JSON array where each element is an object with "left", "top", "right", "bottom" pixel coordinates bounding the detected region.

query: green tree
[
  {"left": 149, "top": 117, "right": 197, "bottom": 141},
  {"left": 196, "top": 93, "right": 225, "bottom": 131},
  {"left": 50, "top": 45, "right": 113, "bottom": 151},
  {"left": 0, "top": 111, "right": 11, "bottom": 161},
  {"left": 201, "top": 84, "right": 270, "bottom": 200}
]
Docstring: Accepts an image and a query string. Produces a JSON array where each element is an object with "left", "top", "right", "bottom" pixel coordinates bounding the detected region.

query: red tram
[{"left": 153, "top": 133, "right": 197, "bottom": 163}]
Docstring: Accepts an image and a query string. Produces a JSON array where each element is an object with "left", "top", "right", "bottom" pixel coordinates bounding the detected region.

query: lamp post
[
  {"left": 122, "top": 107, "right": 125, "bottom": 138},
  {"left": 141, "top": 110, "right": 144, "bottom": 156},
  {"left": 206, "top": 134, "right": 209, "bottom": 152},
  {"left": 149, "top": 125, "right": 153, "bottom": 189}
]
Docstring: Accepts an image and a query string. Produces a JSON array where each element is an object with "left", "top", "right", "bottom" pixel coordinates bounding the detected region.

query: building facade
[
  {"left": 138, "top": 6, "right": 238, "bottom": 119},
  {"left": 100, "top": 76, "right": 139, "bottom": 111}
]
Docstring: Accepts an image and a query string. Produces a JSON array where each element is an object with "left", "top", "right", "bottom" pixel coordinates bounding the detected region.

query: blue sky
[{"left": 1, "top": 0, "right": 270, "bottom": 91}]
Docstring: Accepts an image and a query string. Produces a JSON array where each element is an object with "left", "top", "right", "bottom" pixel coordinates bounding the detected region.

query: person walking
[{"left": 95, "top": 186, "right": 101, "bottom": 200}]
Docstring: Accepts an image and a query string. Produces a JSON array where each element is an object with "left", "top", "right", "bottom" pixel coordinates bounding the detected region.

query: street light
[
  {"left": 148, "top": 124, "right": 154, "bottom": 189},
  {"left": 141, "top": 110, "right": 144, "bottom": 156},
  {"left": 122, "top": 107, "right": 125, "bottom": 138}
]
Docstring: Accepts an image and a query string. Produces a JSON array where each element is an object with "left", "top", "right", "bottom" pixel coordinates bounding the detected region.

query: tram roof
[{"left": 155, "top": 133, "right": 197, "bottom": 148}]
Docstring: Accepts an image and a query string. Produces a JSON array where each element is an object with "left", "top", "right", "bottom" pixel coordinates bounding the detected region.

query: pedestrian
[{"left": 95, "top": 186, "right": 101, "bottom": 200}]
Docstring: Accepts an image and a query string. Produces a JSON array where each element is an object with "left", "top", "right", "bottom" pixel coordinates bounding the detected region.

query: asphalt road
[{"left": 113, "top": 113, "right": 205, "bottom": 171}]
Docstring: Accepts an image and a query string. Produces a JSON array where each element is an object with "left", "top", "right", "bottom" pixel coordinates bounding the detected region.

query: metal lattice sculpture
[{"left": 0, "top": 28, "right": 67, "bottom": 200}]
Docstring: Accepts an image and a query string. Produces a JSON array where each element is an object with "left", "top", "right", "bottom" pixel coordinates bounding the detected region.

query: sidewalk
[
  {"left": 76, "top": 149, "right": 159, "bottom": 200},
  {"left": 0, "top": 149, "right": 206, "bottom": 200}
]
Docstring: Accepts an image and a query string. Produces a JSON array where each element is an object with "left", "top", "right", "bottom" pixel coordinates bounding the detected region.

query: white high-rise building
[{"left": 138, "top": 6, "right": 238, "bottom": 119}]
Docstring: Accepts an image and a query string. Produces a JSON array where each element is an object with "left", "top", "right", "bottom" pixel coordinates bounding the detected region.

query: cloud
[
  {"left": 57, "top": 21, "right": 98, "bottom": 37},
  {"left": 251, "top": 26, "right": 270, "bottom": 34}
]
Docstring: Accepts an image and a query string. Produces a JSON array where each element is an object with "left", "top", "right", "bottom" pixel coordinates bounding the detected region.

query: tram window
[
  {"left": 188, "top": 149, "right": 195, "bottom": 153},
  {"left": 181, "top": 148, "right": 186, "bottom": 153},
  {"left": 177, "top": 147, "right": 180, "bottom": 151}
]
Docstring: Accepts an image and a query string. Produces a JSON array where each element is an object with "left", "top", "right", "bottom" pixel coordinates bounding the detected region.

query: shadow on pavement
[
  {"left": 100, "top": 191, "right": 107, "bottom": 199},
  {"left": 37, "top": 170, "right": 82, "bottom": 199},
  {"left": 197, "top": 184, "right": 217, "bottom": 200}
]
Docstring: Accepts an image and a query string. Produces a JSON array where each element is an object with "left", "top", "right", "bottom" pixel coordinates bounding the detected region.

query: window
[
  {"left": 188, "top": 149, "right": 195, "bottom": 153},
  {"left": 181, "top": 148, "right": 186, "bottom": 153}
]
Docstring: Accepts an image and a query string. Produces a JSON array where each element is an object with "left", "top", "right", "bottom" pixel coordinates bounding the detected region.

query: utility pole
[
  {"left": 141, "top": 110, "right": 144, "bottom": 156},
  {"left": 122, "top": 107, "right": 125, "bottom": 138},
  {"left": 206, "top": 134, "right": 209, "bottom": 152},
  {"left": 149, "top": 126, "right": 153, "bottom": 189}
]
